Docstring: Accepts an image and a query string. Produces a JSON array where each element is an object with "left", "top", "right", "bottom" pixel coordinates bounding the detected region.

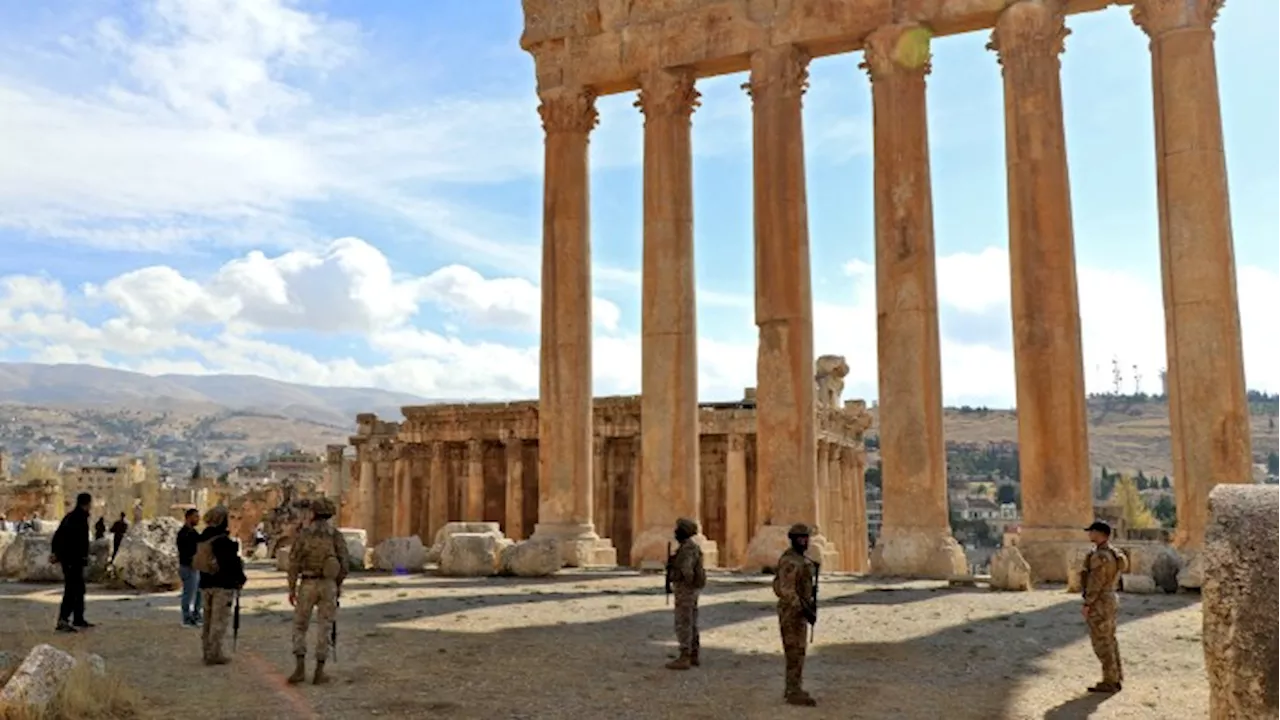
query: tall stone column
[
  {"left": 504, "top": 436, "right": 525, "bottom": 540},
  {"left": 723, "top": 433, "right": 749, "bottom": 568},
  {"left": 428, "top": 441, "right": 448, "bottom": 539},
  {"left": 359, "top": 453, "right": 377, "bottom": 540},
  {"left": 815, "top": 442, "right": 838, "bottom": 568},
  {"left": 989, "top": 0, "right": 1093, "bottom": 581},
  {"left": 466, "top": 438, "right": 485, "bottom": 522},
  {"left": 741, "top": 45, "right": 827, "bottom": 571},
  {"left": 1132, "top": 0, "right": 1252, "bottom": 558},
  {"left": 393, "top": 452, "right": 411, "bottom": 537},
  {"left": 862, "top": 23, "right": 966, "bottom": 578},
  {"left": 530, "top": 86, "right": 617, "bottom": 568},
  {"left": 826, "top": 444, "right": 845, "bottom": 571},
  {"left": 632, "top": 68, "right": 713, "bottom": 568}
]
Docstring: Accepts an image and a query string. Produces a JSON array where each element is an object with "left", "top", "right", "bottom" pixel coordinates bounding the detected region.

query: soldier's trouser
[
  {"left": 1087, "top": 595, "right": 1122, "bottom": 684},
  {"left": 777, "top": 607, "right": 809, "bottom": 696},
  {"left": 201, "top": 588, "right": 235, "bottom": 661},
  {"left": 293, "top": 578, "right": 337, "bottom": 661},
  {"left": 673, "top": 589, "right": 700, "bottom": 656}
]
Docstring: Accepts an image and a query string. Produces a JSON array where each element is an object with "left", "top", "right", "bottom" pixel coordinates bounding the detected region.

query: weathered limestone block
[
  {"left": 372, "top": 536, "right": 428, "bottom": 573},
  {"left": 0, "top": 644, "right": 76, "bottom": 710},
  {"left": 1120, "top": 574, "right": 1156, "bottom": 594},
  {"left": 86, "top": 538, "right": 112, "bottom": 583},
  {"left": 0, "top": 533, "right": 62, "bottom": 582},
  {"left": 989, "top": 546, "right": 1032, "bottom": 591},
  {"left": 0, "top": 531, "right": 14, "bottom": 565},
  {"left": 1202, "top": 485, "right": 1279, "bottom": 720},
  {"left": 340, "top": 528, "right": 367, "bottom": 570},
  {"left": 868, "top": 528, "right": 967, "bottom": 579},
  {"left": 111, "top": 517, "right": 181, "bottom": 591},
  {"left": 439, "top": 533, "right": 513, "bottom": 577},
  {"left": 741, "top": 526, "right": 829, "bottom": 573},
  {"left": 1178, "top": 550, "right": 1203, "bottom": 590},
  {"left": 428, "top": 522, "right": 504, "bottom": 565},
  {"left": 499, "top": 539, "right": 562, "bottom": 577},
  {"left": 1150, "top": 547, "right": 1183, "bottom": 594}
]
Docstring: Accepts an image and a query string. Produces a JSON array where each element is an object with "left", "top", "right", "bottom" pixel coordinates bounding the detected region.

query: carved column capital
[
  {"left": 635, "top": 68, "right": 700, "bottom": 120},
  {"left": 860, "top": 24, "right": 933, "bottom": 80},
  {"left": 987, "top": 0, "right": 1070, "bottom": 66},
  {"left": 1131, "top": 0, "right": 1223, "bottom": 37},
  {"left": 538, "top": 86, "right": 599, "bottom": 134},
  {"left": 742, "top": 45, "right": 810, "bottom": 102},
  {"left": 727, "top": 433, "right": 746, "bottom": 453}
]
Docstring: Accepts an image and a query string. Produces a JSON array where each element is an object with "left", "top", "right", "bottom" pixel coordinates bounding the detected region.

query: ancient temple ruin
[{"left": 337, "top": 357, "right": 873, "bottom": 571}]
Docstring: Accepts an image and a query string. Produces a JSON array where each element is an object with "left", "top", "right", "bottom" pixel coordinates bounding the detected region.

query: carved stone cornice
[
  {"left": 635, "top": 68, "right": 700, "bottom": 120},
  {"left": 860, "top": 24, "right": 933, "bottom": 80},
  {"left": 742, "top": 45, "right": 810, "bottom": 102},
  {"left": 1131, "top": 0, "right": 1223, "bottom": 37},
  {"left": 538, "top": 87, "right": 599, "bottom": 134},
  {"left": 988, "top": 0, "right": 1070, "bottom": 67}
]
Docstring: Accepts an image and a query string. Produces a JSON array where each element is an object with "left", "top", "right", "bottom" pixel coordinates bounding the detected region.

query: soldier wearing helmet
[
  {"left": 286, "top": 495, "right": 349, "bottom": 685},
  {"left": 664, "top": 517, "right": 707, "bottom": 670},
  {"left": 772, "top": 523, "right": 819, "bottom": 706}
]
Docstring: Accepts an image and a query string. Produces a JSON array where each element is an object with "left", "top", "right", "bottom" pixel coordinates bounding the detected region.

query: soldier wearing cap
[
  {"left": 1081, "top": 520, "right": 1128, "bottom": 693},
  {"left": 286, "top": 496, "right": 349, "bottom": 685},
  {"left": 665, "top": 517, "right": 707, "bottom": 670},
  {"left": 772, "top": 523, "right": 818, "bottom": 706}
]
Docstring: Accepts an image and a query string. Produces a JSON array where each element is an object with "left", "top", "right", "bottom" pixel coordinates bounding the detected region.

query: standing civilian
[
  {"left": 177, "top": 508, "right": 204, "bottom": 628},
  {"left": 94, "top": 516, "right": 107, "bottom": 541},
  {"left": 109, "top": 513, "right": 129, "bottom": 561},
  {"left": 50, "top": 493, "right": 94, "bottom": 633}
]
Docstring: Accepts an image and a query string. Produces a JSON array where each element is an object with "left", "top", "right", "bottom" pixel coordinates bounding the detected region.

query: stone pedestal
[
  {"left": 1132, "top": 0, "right": 1252, "bottom": 551},
  {"left": 530, "top": 522, "right": 617, "bottom": 568},
  {"left": 990, "top": 0, "right": 1094, "bottom": 574},
  {"left": 870, "top": 526, "right": 966, "bottom": 578},
  {"left": 1017, "top": 526, "right": 1090, "bottom": 583}
]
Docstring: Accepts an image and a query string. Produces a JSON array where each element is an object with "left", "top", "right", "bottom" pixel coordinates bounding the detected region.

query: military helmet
[
  {"left": 311, "top": 497, "right": 336, "bottom": 519},
  {"left": 674, "top": 517, "right": 699, "bottom": 536},
  {"left": 787, "top": 523, "right": 813, "bottom": 537}
]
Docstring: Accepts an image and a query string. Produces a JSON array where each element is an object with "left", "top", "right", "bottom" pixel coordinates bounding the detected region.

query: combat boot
[
  {"left": 313, "top": 660, "right": 329, "bottom": 685},
  {"left": 690, "top": 650, "right": 700, "bottom": 667},
  {"left": 664, "top": 653, "right": 692, "bottom": 670},
  {"left": 785, "top": 691, "right": 817, "bottom": 707},
  {"left": 1087, "top": 682, "right": 1120, "bottom": 694},
  {"left": 287, "top": 656, "right": 306, "bottom": 684}
]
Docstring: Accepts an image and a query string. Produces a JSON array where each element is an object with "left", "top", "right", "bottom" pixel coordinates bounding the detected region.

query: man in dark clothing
[
  {"left": 109, "top": 513, "right": 129, "bottom": 561},
  {"left": 94, "top": 516, "right": 107, "bottom": 541},
  {"left": 51, "top": 493, "right": 94, "bottom": 633},
  {"left": 176, "top": 508, "right": 203, "bottom": 627},
  {"left": 198, "top": 505, "right": 247, "bottom": 664}
]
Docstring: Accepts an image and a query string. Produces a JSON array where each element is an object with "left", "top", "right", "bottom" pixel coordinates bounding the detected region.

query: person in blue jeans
[{"left": 176, "top": 508, "right": 203, "bottom": 627}]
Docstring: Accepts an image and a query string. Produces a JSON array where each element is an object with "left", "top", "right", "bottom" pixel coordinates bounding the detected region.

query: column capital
[
  {"left": 742, "top": 45, "right": 810, "bottom": 102},
  {"left": 860, "top": 24, "right": 933, "bottom": 80},
  {"left": 635, "top": 68, "right": 700, "bottom": 120},
  {"left": 987, "top": 0, "right": 1070, "bottom": 66},
  {"left": 727, "top": 433, "right": 746, "bottom": 453},
  {"left": 538, "top": 86, "right": 599, "bottom": 134},
  {"left": 1131, "top": 0, "right": 1223, "bottom": 37}
]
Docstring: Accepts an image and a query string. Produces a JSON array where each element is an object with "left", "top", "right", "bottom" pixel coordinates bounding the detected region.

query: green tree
[
  {"left": 191, "top": 462, "right": 203, "bottom": 482},
  {"left": 1115, "top": 475, "right": 1158, "bottom": 531},
  {"left": 1267, "top": 452, "right": 1279, "bottom": 476},
  {"left": 1153, "top": 495, "right": 1176, "bottom": 527},
  {"left": 996, "top": 484, "right": 1018, "bottom": 505},
  {"left": 1160, "top": 476, "right": 1172, "bottom": 490},
  {"left": 18, "top": 452, "right": 56, "bottom": 481}
]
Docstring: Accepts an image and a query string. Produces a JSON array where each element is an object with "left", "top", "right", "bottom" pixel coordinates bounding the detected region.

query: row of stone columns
[{"left": 532, "top": 0, "right": 1249, "bottom": 575}]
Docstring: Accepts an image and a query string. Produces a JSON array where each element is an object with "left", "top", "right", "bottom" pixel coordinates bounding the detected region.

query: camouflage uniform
[
  {"left": 201, "top": 588, "right": 236, "bottom": 662},
  {"left": 287, "top": 499, "right": 348, "bottom": 685},
  {"left": 773, "top": 525, "right": 817, "bottom": 704},
  {"left": 1082, "top": 543, "right": 1126, "bottom": 687},
  {"left": 667, "top": 518, "right": 707, "bottom": 669}
]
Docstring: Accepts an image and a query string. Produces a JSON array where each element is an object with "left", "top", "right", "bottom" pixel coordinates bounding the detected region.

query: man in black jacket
[
  {"left": 51, "top": 493, "right": 94, "bottom": 633},
  {"left": 197, "top": 505, "right": 246, "bottom": 664}
]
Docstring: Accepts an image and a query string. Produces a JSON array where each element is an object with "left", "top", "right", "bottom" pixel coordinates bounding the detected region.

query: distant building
[
  {"left": 62, "top": 460, "right": 144, "bottom": 519},
  {"left": 865, "top": 484, "right": 883, "bottom": 542}
]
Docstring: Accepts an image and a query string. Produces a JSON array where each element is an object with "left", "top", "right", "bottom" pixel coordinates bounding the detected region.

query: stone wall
[{"left": 0, "top": 479, "right": 63, "bottom": 522}]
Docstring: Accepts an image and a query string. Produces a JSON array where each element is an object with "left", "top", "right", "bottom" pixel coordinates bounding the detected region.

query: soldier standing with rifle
[
  {"left": 773, "top": 523, "right": 818, "bottom": 706},
  {"left": 664, "top": 518, "right": 707, "bottom": 670},
  {"left": 287, "top": 497, "right": 349, "bottom": 685}
]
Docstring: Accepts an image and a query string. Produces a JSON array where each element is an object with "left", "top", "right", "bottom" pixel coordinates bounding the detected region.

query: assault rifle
[
  {"left": 331, "top": 598, "right": 339, "bottom": 662},
  {"left": 664, "top": 541, "right": 674, "bottom": 605},
  {"left": 809, "top": 561, "right": 821, "bottom": 643},
  {"left": 232, "top": 590, "right": 241, "bottom": 652}
]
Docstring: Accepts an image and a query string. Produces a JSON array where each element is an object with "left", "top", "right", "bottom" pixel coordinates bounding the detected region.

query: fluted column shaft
[
  {"left": 393, "top": 453, "right": 411, "bottom": 537},
  {"left": 988, "top": 1, "right": 1093, "bottom": 580},
  {"left": 1133, "top": 0, "right": 1251, "bottom": 552},
  {"left": 505, "top": 437, "right": 525, "bottom": 540},
  {"left": 724, "top": 433, "right": 749, "bottom": 568},
  {"left": 632, "top": 69, "right": 704, "bottom": 567},
  {"left": 427, "top": 442, "right": 447, "bottom": 537},
  {"left": 864, "top": 24, "right": 965, "bottom": 578},
  {"left": 466, "top": 439, "right": 485, "bottom": 521}
]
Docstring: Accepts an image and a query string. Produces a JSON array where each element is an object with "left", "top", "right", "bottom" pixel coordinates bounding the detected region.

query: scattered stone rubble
[
  {"left": 373, "top": 536, "right": 428, "bottom": 573},
  {"left": 988, "top": 546, "right": 1031, "bottom": 591},
  {"left": 0, "top": 644, "right": 105, "bottom": 712},
  {"left": 109, "top": 516, "right": 181, "bottom": 592}
]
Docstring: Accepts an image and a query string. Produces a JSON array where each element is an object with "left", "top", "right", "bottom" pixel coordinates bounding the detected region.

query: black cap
[{"left": 1084, "top": 521, "right": 1112, "bottom": 536}]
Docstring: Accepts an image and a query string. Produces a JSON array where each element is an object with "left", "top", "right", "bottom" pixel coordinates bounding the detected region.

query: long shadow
[{"left": 1043, "top": 693, "right": 1107, "bottom": 720}]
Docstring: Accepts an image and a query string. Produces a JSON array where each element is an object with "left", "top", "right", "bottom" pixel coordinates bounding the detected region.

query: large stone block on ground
[
  {"left": 499, "top": 539, "right": 562, "bottom": 577},
  {"left": 111, "top": 517, "right": 181, "bottom": 591},
  {"left": 1, "top": 533, "right": 63, "bottom": 583},
  {"left": 440, "top": 533, "right": 513, "bottom": 577},
  {"left": 339, "top": 528, "right": 367, "bottom": 570},
  {"left": 989, "top": 546, "right": 1032, "bottom": 591},
  {"left": 1202, "top": 484, "right": 1279, "bottom": 720},
  {"left": 373, "top": 536, "right": 428, "bottom": 573},
  {"left": 1150, "top": 547, "right": 1183, "bottom": 594},
  {"left": 86, "top": 538, "right": 113, "bottom": 583},
  {"left": 1178, "top": 551, "right": 1203, "bottom": 590},
  {"left": 0, "top": 532, "right": 14, "bottom": 567},
  {"left": 0, "top": 643, "right": 76, "bottom": 709},
  {"left": 1120, "top": 574, "right": 1156, "bottom": 594}
]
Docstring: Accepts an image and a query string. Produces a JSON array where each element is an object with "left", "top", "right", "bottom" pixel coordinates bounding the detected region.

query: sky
[{"left": 0, "top": 0, "right": 1276, "bottom": 408}]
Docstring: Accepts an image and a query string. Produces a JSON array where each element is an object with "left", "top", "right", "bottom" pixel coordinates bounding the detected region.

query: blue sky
[{"left": 0, "top": 0, "right": 1275, "bottom": 407}]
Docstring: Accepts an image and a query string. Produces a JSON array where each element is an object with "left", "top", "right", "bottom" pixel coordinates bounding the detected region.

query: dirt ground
[{"left": 0, "top": 566, "right": 1207, "bottom": 720}]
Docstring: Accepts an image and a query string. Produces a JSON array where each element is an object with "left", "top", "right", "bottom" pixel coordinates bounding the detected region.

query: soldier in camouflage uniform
[
  {"left": 1081, "top": 520, "right": 1127, "bottom": 693},
  {"left": 287, "top": 497, "right": 349, "bottom": 685},
  {"left": 773, "top": 523, "right": 818, "bottom": 707},
  {"left": 665, "top": 517, "right": 707, "bottom": 670}
]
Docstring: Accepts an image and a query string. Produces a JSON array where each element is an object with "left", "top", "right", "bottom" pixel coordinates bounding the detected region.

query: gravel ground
[{"left": 0, "top": 566, "right": 1207, "bottom": 719}]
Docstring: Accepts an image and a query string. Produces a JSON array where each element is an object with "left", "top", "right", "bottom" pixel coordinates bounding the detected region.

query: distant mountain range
[{"left": 0, "top": 362, "right": 440, "bottom": 427}]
